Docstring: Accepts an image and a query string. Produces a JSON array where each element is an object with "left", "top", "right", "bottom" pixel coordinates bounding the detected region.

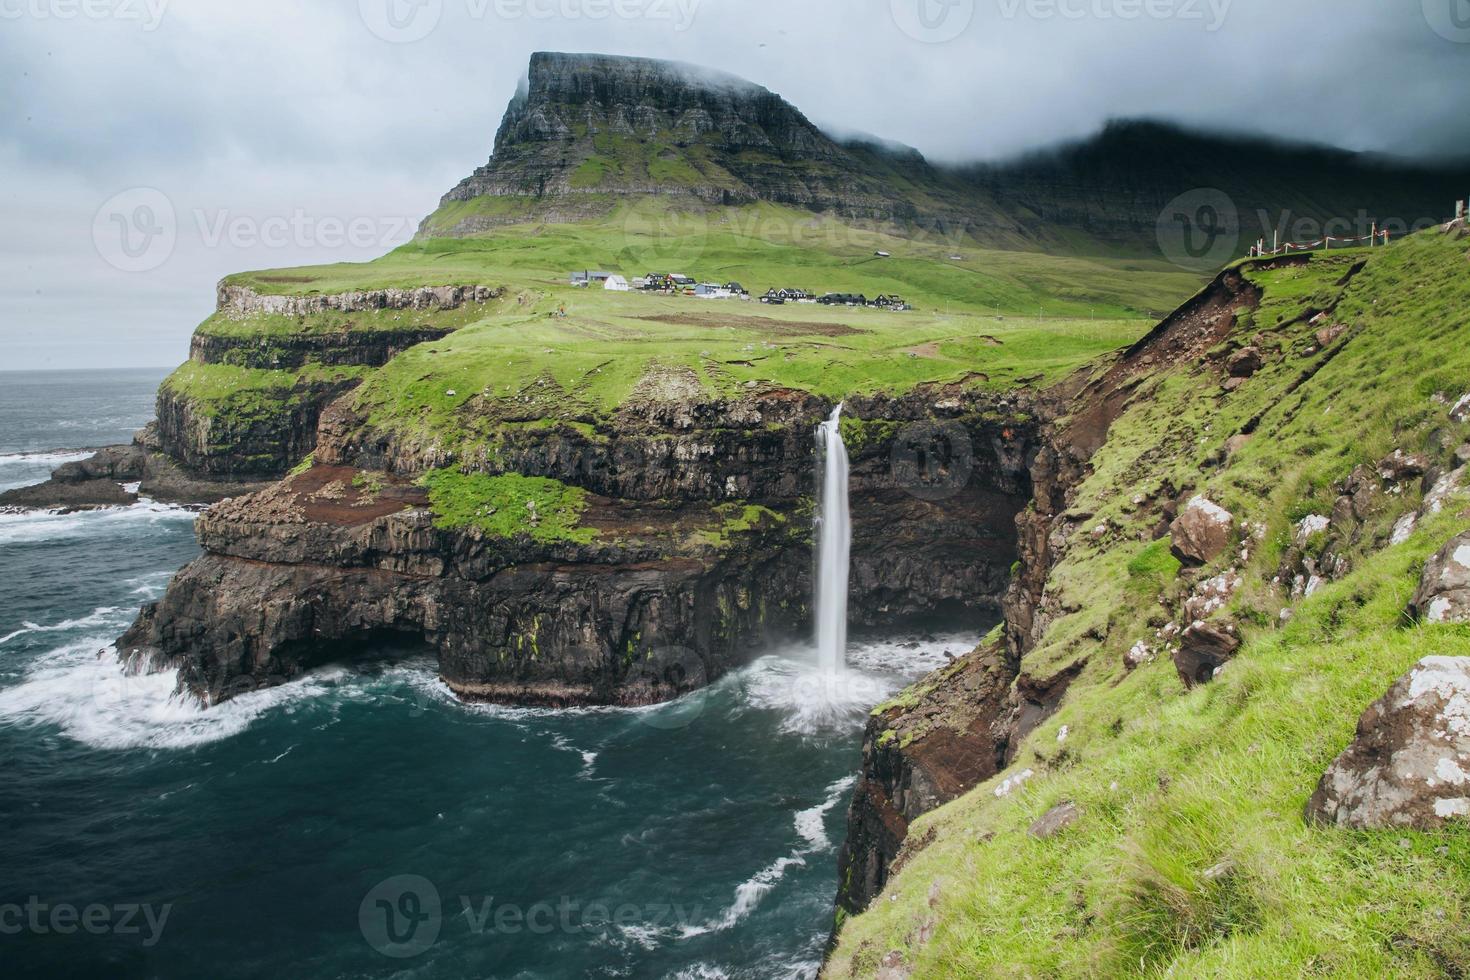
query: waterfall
[{"left": 814, "top": 404, "right": 851, "bottom": 673}]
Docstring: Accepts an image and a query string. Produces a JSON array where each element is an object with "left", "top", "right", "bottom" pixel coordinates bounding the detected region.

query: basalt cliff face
[
  {"left": 119, "top": 384, "right": 1039, "bottom": 707},
  {"left": 148, "top": 284, "right": 505, "bottom": 480}
]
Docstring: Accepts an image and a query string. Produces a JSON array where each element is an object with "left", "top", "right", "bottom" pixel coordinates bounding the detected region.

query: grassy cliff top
[
  {"left": 827, "top": 227, "right": 1470, "bottom": 976},
  {"left": 222, "top": 202, "right": 1202, "bottom": 318},
  {"left": 346, "top": 287, "right": 1147, "bottom": 442}
]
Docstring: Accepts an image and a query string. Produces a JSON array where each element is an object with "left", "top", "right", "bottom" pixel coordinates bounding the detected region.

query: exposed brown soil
[{"left": 286, "top": 464, "right": 426, "bottom": 525}]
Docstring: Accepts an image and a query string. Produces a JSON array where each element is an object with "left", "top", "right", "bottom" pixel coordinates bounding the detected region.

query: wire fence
[{"left": 1247, "top": 200, "right": 1468, "bottom": 258}]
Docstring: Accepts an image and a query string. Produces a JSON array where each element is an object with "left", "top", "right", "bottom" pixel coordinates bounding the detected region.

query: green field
[{"left": 225, "top": 201, "right": 1202, "bottom": 319}]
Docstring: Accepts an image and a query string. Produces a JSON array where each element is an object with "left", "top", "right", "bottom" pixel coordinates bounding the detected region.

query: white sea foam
[
  {"left": 0, "top": 450, "right": 95, "bottom": 468},
  {"left": 0, "top": 639, "right": 349, "bottom": 750},
  {"left": 844, "top": 632, "right": 980, "bottom": 675},
  {"left": 734, "top": 633, "right": 982, "bottom": 736},
  {"left": 681, "top": 855, "right": 808, "bottom": 938},
  {"left": 551, "top": 733, "right": 600, "bottom": 778},
  {"left": 0, "top": 607, "right": 126, "bottom": 646},
  {"left": 793, "top": 776, "right": 856, "bottom": 851},
  {"left": 0, "top": 500, "right": 197, "bottom": 545},
  {"left": 669, "top": 966, "right": 732, "bottom": 980},
  {"left": 683, "top": 776, "right": 857, "bottom": 938}
]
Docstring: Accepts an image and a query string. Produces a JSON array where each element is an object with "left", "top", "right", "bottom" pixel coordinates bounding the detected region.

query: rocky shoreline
[{"left": 0, "top": 442, "right": 269, "bottom": 512}]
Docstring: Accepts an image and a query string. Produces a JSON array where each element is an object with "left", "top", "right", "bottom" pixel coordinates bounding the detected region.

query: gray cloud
[{"left": 1, "top": 0, "right": 1466, "bottom": 368}]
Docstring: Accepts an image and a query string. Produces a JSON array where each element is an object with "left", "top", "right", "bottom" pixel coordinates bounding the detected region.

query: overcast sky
[{"left": 2, "top": 0, "right": 1467, "bottom": 369}]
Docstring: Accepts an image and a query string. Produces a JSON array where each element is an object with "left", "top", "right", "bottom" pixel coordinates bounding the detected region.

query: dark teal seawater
[{"left": 0, "top": 370, "right": 982, "bottom": 979}]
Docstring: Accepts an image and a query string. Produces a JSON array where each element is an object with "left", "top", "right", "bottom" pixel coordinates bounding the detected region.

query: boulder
[
  {"left": 1315, "top": 323, "right": 1347, "bottom": 348},
  {"left": 1028, "top": 800, "right": 1080, "bottom": 839},
  {"left": 876, "top": 951, "right": 911, "bottom": 980},
  {"left": 1169, "top": 496, "right": 1234, "bottom": 565},
  {"left": 1423, "top": 466, "right": 1466, "bottom": 516},
  {"left": 1174, "top": 619, "right": 1240, "bottom": 687},
  {"left": 1306, "top": 657, "right": 1470, "bottom": 829},
  {"left": 1294, "top": 514, "right": 1330, "bottom": 546},
  {"left": 1379, "top": 450, "right": 1429, "bottom": 484},
  {"left": 1451, "top": 393, "right": 1470, "bottom": 424},
  {"left": 1226, "top": 346, "right": 1263, "bottom": 378},
  {"left": 1410, "top": 531, "right": 1470, "bottom": 624}
]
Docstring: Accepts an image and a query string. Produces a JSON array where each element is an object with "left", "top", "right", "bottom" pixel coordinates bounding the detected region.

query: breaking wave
[
  {"left": 681, "top": 776, "right": 855, "bottom": 939},
  {"left": 0, "top": 500, "right": 197, "bottom": 545}
]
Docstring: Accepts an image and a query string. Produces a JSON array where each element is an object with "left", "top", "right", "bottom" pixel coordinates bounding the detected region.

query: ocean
[{"left": 0, "top": 368, "right": 979, "bottom": 979}]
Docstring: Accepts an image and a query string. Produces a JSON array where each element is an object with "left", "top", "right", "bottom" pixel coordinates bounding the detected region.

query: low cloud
[{"left": 1, "top": 0, "right": 1466, "bottom": 368}]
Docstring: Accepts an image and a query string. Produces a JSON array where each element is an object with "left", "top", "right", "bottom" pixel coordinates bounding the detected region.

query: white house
[{"left": 604, "top": 275, "right": 630, "bottom": 292}]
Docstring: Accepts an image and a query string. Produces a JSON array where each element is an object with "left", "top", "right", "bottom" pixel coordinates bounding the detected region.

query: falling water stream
[{"left": 815, "top": 404, "right": 851, "bottom": 674}]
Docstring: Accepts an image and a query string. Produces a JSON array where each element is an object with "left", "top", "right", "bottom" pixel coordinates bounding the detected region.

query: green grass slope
[
  {"left": 231, "top": 201, "right": 1201, "bottom": 318},
  {"left": 826, "top": 228, "right": 1470, "bottom": 977}
]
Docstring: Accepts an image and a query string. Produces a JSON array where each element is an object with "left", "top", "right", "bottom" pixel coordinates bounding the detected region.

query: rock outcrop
[
  {"left": 835, "top": 646, "right": 1015, "bottom": 917},
  {"left": 137, "top": 284, "right": 508, "bottom": 483},
  {"left": 0, "top": 443, "right": 271, "bottom": 510},
  {"left": 1169, "top": 496, "right": 1234, "bottom": 565},
  {"left": 1307, "top": 656, "right": 1470, "bottom": 829},
  {"left": 216, "top": 283, "right": 502, "bottom": 318},
  {"left": 1410, "top": 532, "right": 1470, "bottom": 624}
]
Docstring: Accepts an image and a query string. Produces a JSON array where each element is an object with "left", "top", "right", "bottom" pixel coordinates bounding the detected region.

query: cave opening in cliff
[{"left": 267, "top": 628, "right": 438, "bottom": 692}]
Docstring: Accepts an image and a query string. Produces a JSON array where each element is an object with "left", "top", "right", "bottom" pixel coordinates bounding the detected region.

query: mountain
[
  {"left": 430, "top": 51, "right": 942, "bottom": 230},
  {"left": 423, "top": 52, "right": 1468, "bottom": 259}
]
